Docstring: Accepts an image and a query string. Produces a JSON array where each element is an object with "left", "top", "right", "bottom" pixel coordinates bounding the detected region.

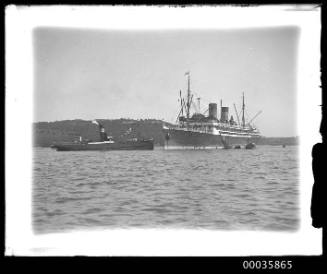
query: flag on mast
[
  {"left": 92, "top": 120, "right": 99, "bottom": 126},
  {"left": 184, "top": 71, "right": 190, "bottom": 76}
]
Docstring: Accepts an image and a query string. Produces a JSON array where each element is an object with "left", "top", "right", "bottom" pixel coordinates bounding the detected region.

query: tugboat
[
  {"left": 51, "top": 120, "right": 154, "bottom": 151},
  {"left": 163, "top": 72, "right": 262, "bottom": 149}
]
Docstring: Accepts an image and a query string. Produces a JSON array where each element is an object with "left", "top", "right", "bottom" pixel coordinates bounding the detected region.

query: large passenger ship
[{"left": 163, "top": 72, "right": 262, "bottom": 148}]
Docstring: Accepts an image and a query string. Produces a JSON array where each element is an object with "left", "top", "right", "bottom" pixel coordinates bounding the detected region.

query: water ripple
[{"left": 33, "top": 146, "right": 299, "bottom": 233}]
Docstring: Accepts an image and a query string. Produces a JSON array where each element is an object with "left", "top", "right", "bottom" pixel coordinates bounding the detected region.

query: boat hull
[
  {"left": 52, "top": 140, "right": 154, "bottom": 151},
  {"left": 163, "top": 128, "right": 260, "bottom": 147}
]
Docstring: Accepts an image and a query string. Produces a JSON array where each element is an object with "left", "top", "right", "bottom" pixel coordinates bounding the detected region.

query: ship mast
[
  {"left": 186, "top": 72, "right": 191, "bottom": 119},
  {"left": 242, "top": 92, "right": 245, "bottom": 128}
]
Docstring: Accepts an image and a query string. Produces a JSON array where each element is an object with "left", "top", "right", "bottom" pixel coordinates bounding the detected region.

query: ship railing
[
  {"left": 176, "top": 126, "right": 212, "bottom": 134},
  {"left": 219, "top": 129, "right": 260, "bottom": 136},
  {"left": 176, "top": 123, "right": 260, "bottom": 135}
]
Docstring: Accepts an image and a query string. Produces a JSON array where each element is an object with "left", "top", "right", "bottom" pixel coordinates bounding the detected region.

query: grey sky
[{"left": 34, "top": 27, "right": 299, "bottom": 137}]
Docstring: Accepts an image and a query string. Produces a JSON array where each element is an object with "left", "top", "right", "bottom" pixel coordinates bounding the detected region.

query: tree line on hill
[{"left": 33, "top": 119, "right": 299, "bottom": 147}]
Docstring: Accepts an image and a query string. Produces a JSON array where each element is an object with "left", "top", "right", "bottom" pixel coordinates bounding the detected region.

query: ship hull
[
  {"left": 163, "top": 128, "right": 260, "bottom": 147},
  {"left": 52, "top": 140, "right": 154, "bottom": 151}
]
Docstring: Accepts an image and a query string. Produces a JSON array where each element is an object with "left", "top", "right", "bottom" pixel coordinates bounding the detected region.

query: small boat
[
  {"left": 51, "top": 120, "right": 154, "bottom": 151},
  {"left": 245, "top": 142, "right": 256, "bottom": 149},
  {"left": 234, "top": 145, "right": 241, "bottom": 149}
]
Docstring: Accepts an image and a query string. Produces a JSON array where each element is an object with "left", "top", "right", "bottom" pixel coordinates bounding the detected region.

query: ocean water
[{"left": 33, "top": 146, "right": 299, "bottom": 234}]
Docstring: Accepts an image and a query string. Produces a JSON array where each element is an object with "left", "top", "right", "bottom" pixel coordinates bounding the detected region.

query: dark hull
[
  {"left": 52, "top": 140, "right": 154, "bottom": 151},
  {"left": 164, "top": 128, "right": 260, "bottom": 147}
]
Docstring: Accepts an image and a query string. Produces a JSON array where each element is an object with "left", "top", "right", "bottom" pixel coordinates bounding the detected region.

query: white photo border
[{"left": 5, "top": 4, "right": 322, "bottom": 256}]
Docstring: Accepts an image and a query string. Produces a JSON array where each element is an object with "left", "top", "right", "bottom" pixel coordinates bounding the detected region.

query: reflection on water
[{"left": 33, "top": 146, "right": 299, "bottom": 233}]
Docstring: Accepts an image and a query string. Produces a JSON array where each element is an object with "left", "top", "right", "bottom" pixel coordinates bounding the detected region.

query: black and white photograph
[{"left": 5, "top": 5, "right": 322, "bottom": 256}]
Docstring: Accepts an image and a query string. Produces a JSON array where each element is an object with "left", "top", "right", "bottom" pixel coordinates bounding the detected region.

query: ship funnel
[
  {"left": 220, "top": 107, "right": 229, "bottom": 122},
  {"left": 208, "top": 103, "right": 217, "bottom": 119},
  {"left": 94, "top": 121, "right": 108, "bottom": 141},
  {"left": 99, "top": 126, "right": 108, "bottom": 142}
]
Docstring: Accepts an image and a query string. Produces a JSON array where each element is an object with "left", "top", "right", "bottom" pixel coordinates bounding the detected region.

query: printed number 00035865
[{"left": 242, "top": 260, "right": 292, "bottom": 270}]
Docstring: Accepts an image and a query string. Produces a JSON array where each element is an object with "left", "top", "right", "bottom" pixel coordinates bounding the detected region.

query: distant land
[{"left": 33, "top": 119, "right": 299, "bottom": 147}]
